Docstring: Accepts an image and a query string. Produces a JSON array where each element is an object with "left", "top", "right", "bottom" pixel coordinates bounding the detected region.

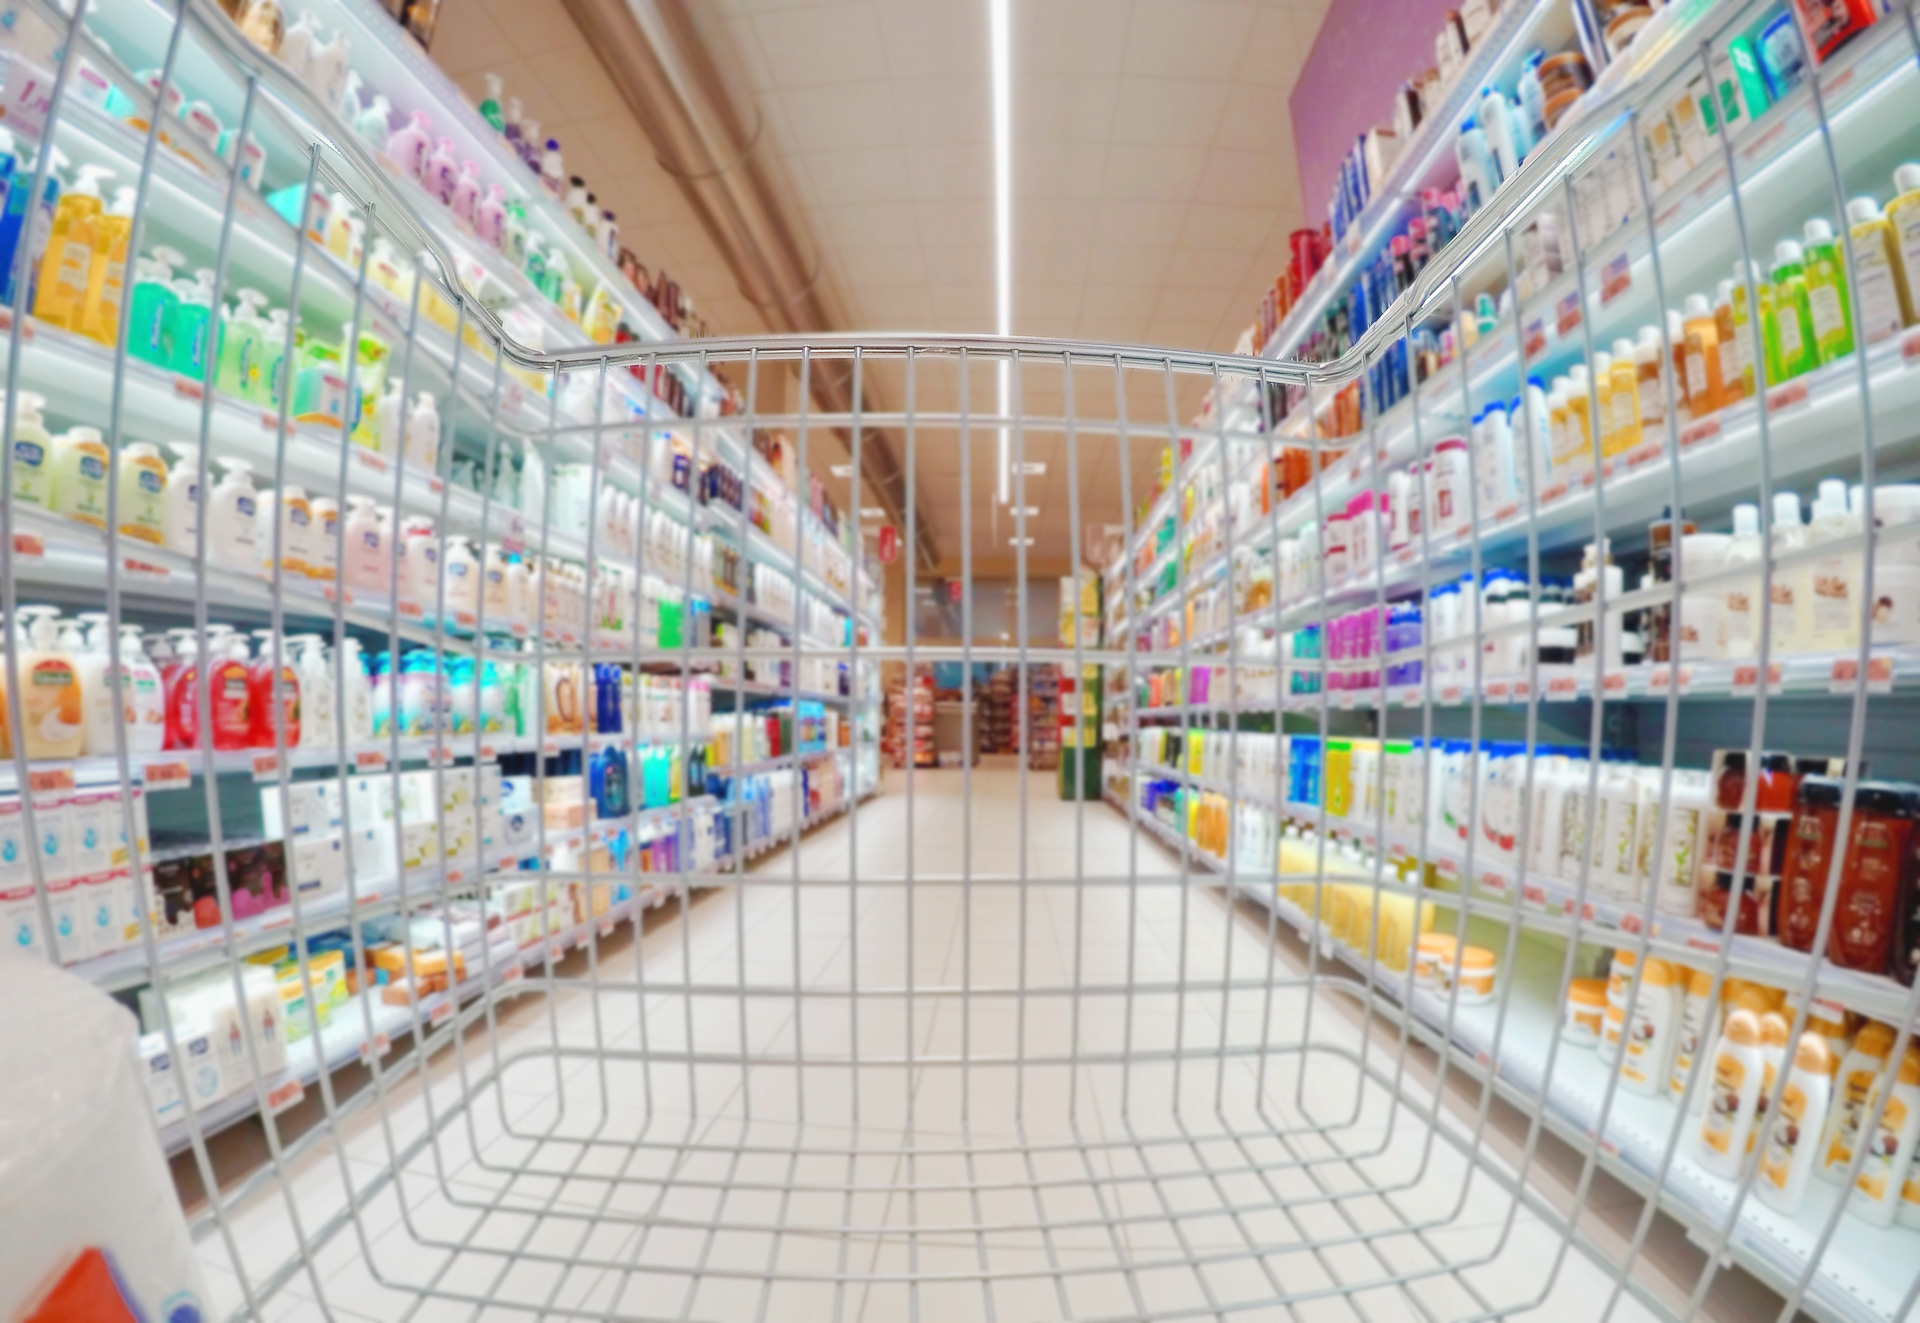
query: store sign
[{"left": 877, "top": 524, "right": 898, "bottom": 564}]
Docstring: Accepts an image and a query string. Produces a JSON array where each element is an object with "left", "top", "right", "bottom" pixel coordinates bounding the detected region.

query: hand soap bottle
[
  {"left": 78, "top": 186, "right": 134, "bottom": 346},
  {"left": 1769, "top": 491, "right": 1808, "bottom": 654},
  {"left": 1806, "top": 478, "right": 1859, "bottom": 652},
  {"left": 33, "top": 163, "right": 111, "bottom": 330},
  {"left": 50, "top": 425, "right": 110, "bottom": 528},
  {"left": 7, "top": 391, "right": 54, "bottom": 509},
  {"left": 13, "top": 605, "right": 85, "bottom": 758},
  {"left": 1802, "top": 218, "right": 1854, "bottom": 364},
  {"left": 207, "top": 458, "right": 260, "bottom": 571},
  {"left": 115, "top": 440, "right": 168, "bottom": 545},
  {"left": 1769, "top": 240, "right": 1816, "bottom": 380}
]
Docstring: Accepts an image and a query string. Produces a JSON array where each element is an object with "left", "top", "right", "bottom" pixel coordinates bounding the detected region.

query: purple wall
[{"left": 1290, "top": 0, "right": 1450, "bottom": 227}]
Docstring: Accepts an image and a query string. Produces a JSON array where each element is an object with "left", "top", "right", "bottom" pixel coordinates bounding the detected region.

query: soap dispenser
[
  {"left": 14, "top": 605, "right": 84, "bottom": 758},
  {"left": 479, "top": 73, "right": 507, "bottom": 131},
  {"left": 1806, "top": 478, "right": 1859, "bottom": 653},
  {"left": 33, "top": 163, "right": 111, "bottom": 330},
  {"left": 207, "top": 458, "right": 260, "bottom": 571},
  {"left": 50, "top": 424, "right": 110, "bottom": 527},
  {"left": 78, "top": 185, "right": 135, "bottom": 345},
  {"left": 118, "top": 624, "right": 166, "bottom": 752},
  {"left": 385, "top": 110, "right": 433, "bottom": 181},
  {"left": 355, "top": 94, "right": 393, "bottom": 146},
  {"left": 126, "top": 246, "right": 183, "bottom": 367},
  {"left": 115, "top": 440, "right": 168, "bottom": 544},
  {"left": 291, "top": 635, "right": 333, "bottom": 746},
  {"left": 278, "top": 10, "right": 318, "bottom": 80},
  {"left": 73, "top": 612, "right": 121, "bottom": 756},
  {"left": 342, "top": 495, "right": 388, "bottom": 592},
  {"left": 7, "top": 391, "right": 53, "bottom": 508},
  {"left": 305, "top": 27, "right": 350, "bottom": 106},
  {"left": 424, "top": 138, "right": 459, "bottom": 205},
  {"left": 214, "top": 288, "right": 268, "bottom": 400},
  {"left": 255, "top": 483, "right": 313, "bottom": 578},
  {"left": 450, "top": 161, "right": 482, "bottom": 228},
  {"left": 405, "top": 391, "right": 440, "bottom": 472},
  {"left": 475, "top": 183, "right": 507, "bottom": 249},
  {"left": 167, "top": 269, "right": 216, "bottom": 379}
]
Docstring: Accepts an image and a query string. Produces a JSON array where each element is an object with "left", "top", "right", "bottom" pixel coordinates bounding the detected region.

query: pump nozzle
[{"left": 70, "top": 164, "right": 114, "bottom": 198}]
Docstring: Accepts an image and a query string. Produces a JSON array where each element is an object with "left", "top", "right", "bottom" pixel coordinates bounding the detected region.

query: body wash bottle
[
  {"left": 1845, "top": 197, "right": 1910, "bottom": 342},
  {"left": 1769, "top": 491, "right": 1807, "bottom": 654},
  {"left": 1756, "top": 1034, "right": 1835, "bottom": 1216},
  {"left": 1698, "top": 1009, "right": 1765, "bottom": 1179},
  {"left": 1849, "top": 1047, "right": 1920, "bottom": 1227},
  {"left": 1769, "top": 240, "right": 1817, "bottom": 381},
  {"left": 1802, "top": 218, "right": 1854, "bottom": 364},
  {"left": 1805, "top": 478, "right": 1859, "bottom": 652}
]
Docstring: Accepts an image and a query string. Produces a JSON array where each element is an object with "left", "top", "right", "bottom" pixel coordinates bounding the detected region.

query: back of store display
[{"left": 3, "top": 0, "right": 1920, "bottom": 1318}]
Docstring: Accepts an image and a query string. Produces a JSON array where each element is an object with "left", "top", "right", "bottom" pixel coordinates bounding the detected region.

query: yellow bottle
[
  {"left": 1608, "top": 338, "right": 1641, "bottom": 451},
  {"left": 33, "top": 165, "right": 113, "bottom": 331},
  {"left": 12, "top": 606, "right": 85, "bottom": 760},
  {"left": 79, "top": 186, "right": 135, "bottom": 347},
  {"left": 1591, "top": 351, "right": 1616, "bottom": 458},
  {"left": 1565, "top": 365, "right": 1593, "bottom": 473},
  {"left": 1846, "top": 196, "right": 1911, "bottom": 342},
  {"left": 50, "top": 425, "right": 110, "bottom": 528},
  {"left": 1682, "top": 293, "right": 1725, "bottom": 417},
  {"left": 116, "top": 441, "right": 169, "bottom": 545},
  {"left": 1713, "top": 281, "right": 1747, "bottom": 406},
  {"left": 1888, "top": 164, "right": 1920, "bottom": 328}
]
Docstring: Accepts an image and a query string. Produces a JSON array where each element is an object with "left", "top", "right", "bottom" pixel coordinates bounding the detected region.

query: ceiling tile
[
  {"left": 749, "top": 5, "right": 888, "bottom": 88},
  {"left": 1122, "top": 0, "right": 1257, "bottom": 79},
  {"left": 813, "top": 200, "right": 923, "bottom": 249},
  {"left": 1099, "top": 143, "right": 1205, "bottom": 202},
  {"left": 1016, "top": 242, "right": 1091, "bottom": 285},
  {"left": 876, "top": 0, "right": 988, "bottom": 79},
  {"left": 1015, "top": 0, "right": 1129, "bottom": 76},
  {"left": 1014, "top": 144, "right": 1105, "bottom": 200},
  {"left": 1090, "top": 201, "right": 1188, "bottom": 249},
  {"left": 1108, "top": 79, "right": 1232, "bottom": 147},
  {"left": 1019, "top": 76, "right": 1120, "bottom": 145},
  {"left": 779, "top": 81, "right": 903, "bottom": 151},
  {"left": 1085, "top": 245, "right": 1172, "bottom": 288},
  {"left": 1166, "top": 246, "right": 1257, "bottom": 291},
  {"left": 800, "top": 147, "right": 918, "bottom": 206}
]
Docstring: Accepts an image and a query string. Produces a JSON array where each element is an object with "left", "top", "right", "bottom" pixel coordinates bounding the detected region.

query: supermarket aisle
[{"left": 194, "top": 766, "right": 1688, "bottom": 1322}]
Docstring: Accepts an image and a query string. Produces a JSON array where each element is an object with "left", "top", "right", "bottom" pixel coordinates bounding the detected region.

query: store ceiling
[{"left": 431, "top": 0, "right": 1329, "bottom": 578}]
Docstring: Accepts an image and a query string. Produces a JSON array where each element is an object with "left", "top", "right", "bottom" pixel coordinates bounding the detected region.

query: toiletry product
[
  {"left": 1846, "top": 197, "right": 1909, "bottom": 342},
  {"left": 115, "top": 441, "right": 168, "bottom": 544},
  {"left": 1699, "top": 1009, "right": 1766, "bottom": 1178},
  {"left": 51, "top": 425, "right": 110, "bottom": 528},
  {"left": 1757, "top": 1034, "right": 1835, "bottom": 1215},
  {"left": 14, "top": 606, "right": 85, "bottom": 758},
  {"left": 1769, "top": 491, "right": 1807, "bottom": 653},
  {"left": 1633, "top": 326, "right": 1667, "bottom": 432},
  {"left": 1802, "top": 218, "right": 1854, "bottom": 363},
  {"left": 1669, "top": 966, "right": 1715, "bottom": 1104},
  {"left": 1607, "top": 339, "right": 1640, "bottom": 452},
  {"left": 7, "top": 392, "right": 54, "bottom": 508},
  {"left": 1770, "top": 240, "right": 1817, "bottom": 379},
  {"left": 478, "top": 72, "right": 506, "bottom": 131},
  {"left": 385, "top": 111, "right": 432, "bottom": 182},
  {"left": 207, "top": 459, "right": 260, "bottom": 571},
  {"left": 1682, "top": 293, "right": 1724, "bottom": 417},
  {"left": 33, "top": 164, "right": 111, "bottom": 331},
  {"left": 1850, "top": 1048, "right": 1920, "bottom": 1227},
  {"left": 1819, "top": 1021, "right": 1894, "bottom": 1182},
  {"left": 255, "top": 484, "right": 313, "bottom": 578},
  {"left": 355, "top": 94, "right": 392, "bottom": 145},
  {"left": 1806, "top": 478, "right": 1860, "bottom": 651},
  {"left": 424, "top": 138, "right": 458, "bottom": 205},
  {"left": 78, "top": 186, "right": 134, "bottom": 345}
]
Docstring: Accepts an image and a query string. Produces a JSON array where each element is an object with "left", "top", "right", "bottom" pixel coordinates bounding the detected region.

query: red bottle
[
  {"left": 246, "top": 631, "right": 300, "bottom": 749},
  {"left": 206, "top": 636, "right": 253, "bottom": 752}
]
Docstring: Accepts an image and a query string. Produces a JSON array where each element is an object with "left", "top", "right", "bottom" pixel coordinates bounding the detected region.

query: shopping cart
[{"left": 8, "top": 0, "right": 1920, "bottom": 1318}]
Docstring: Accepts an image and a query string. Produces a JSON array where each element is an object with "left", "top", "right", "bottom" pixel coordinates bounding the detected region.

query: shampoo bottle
[
  {"left": 1806, "top": 478, "right": 1859, "bottom": 652},
  {"left": 1887, "top": 163, "right": 1920, "bottom": 327},
  {"left": 1608, "top": 339, "right": 1641, "bottom": 452},
  {"left": 1769, "top": 491, "right": 1807, "bottom": 654},
  {"left": 1713, "top": 280, "right": 1748, "bottom": 406},
  {"left": 1850, "top": 1047, "right": 1920, "bottom": 1227},
  {"left": 1802, "top": 218, "right": 1854, "bottom": 364},
  {"left": 1818, "top": 1021, "right": 1894, "bottom": 1182},
  {"left": 1769, "top": 240, "right": 1817, "bottom": 380},
  {"left": 1722, "top": 502, "right": 1762, "bottom": 657}
]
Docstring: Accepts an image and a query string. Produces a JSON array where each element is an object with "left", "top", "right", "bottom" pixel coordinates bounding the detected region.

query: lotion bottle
[
  {"left": 73, "top": 613, "right": 125, "bottom": 756},
  {"left": 163, "top": 444, "right": 202, "bottom": 554},
  {"left": 1820, "top": 1022, "right": 1895, "bottom": 1183},
  {"left": 1768, "top": 491, "right": 1807, "bottom": 655},
  {"left": 1698, "top": 1009, "right": 1765, "bottom": 1179},
  {"left": 1805, "top": 478, "right": 1859, "bottom": 652},
  {"left": 1756, "top": 1034, "right": 1835, "bottom": 1216},
  {"left": 1850, "top": 1047, "right": 1920, "bottom": 1227},
  {"left": 119, "top": 625, "right": 165, "bottom": 753}
]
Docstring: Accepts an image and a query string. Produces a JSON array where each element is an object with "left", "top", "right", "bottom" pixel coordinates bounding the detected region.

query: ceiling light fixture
[
  {"left": 989, "top": 0, "right": 1012, "bottom": 506},
  {"left": 1013, "top": 506, "right": 1039, "bottom": 517},
  {"left": 860, "top": 507, "right": 886, "bottom": 519},
  {"left": 830, "top": 464, "right": 853, "bottom": 478},
  {"left": 1009, "top": 537, "right": 1034, "bottom": 548}
]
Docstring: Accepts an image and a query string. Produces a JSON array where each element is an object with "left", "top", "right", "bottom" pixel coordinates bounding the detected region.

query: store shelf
[{"left": 1107, "top": 786, "right": 1920, "bottom": 1323}]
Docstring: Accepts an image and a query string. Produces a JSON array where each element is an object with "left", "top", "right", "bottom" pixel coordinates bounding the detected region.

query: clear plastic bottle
[
  {"left": 1768, "top": 491, "right": 1807, "bottom": 654},
  {"left": 1806, "top": 478, "right": 1860, "bottom": 653}
]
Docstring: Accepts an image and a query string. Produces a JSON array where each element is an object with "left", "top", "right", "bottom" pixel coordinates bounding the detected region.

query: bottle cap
[
  {"left": 1716, "top": 277, "right": 1734, "bottom": 305},
  {"left": 1722, "top": 1008, "right": 1761, "bottom": 1047},
  {"left": 1803, "top": 217, "right": 1834, "bottom": 245},
  {"left": 1684, "top": 292, "right": 1711, "bottom": 319},
  {"left": 1772, "top": 490, "right": 1803, "bottom": 527},
  {"left": 1775, "top": 238, "right": 1804, "bottom": 266},
  {"left": 1731, "top": 503, "right": 1760, "bottom": 537},
  {"left": 1815, "top": 477, "right": 1848, "bottom": 520},
  {"left": 1846, "top": 196, "right": 1883, "bottom": 226},
  {"left": 1612, "top": 337, "right": 1634, "bottom": 358}
]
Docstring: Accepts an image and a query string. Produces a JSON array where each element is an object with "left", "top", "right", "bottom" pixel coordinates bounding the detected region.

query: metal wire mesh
[{"left": 8, "top": 0, "right": 1920, "bottom": 1319}]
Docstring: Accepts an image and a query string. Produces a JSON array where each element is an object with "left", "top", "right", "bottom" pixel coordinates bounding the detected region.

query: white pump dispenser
[
  {"left": 207, "top": 458, "right": 260, "bottom": 571},
  {"left": 1806, "top": 478, "right": 1860, "bottom": 653},
  {"left": 1723, "top": 503, "right": 1762, "bottom": 657},
  {"left": 163, "top": 443, "right": 202, "bottom": 555},
  {"left": 405, "top": 391, "right": 440, "bottom": 472},
  {"left": 7, "top": 391, "right": 53, "bottom": 508}
]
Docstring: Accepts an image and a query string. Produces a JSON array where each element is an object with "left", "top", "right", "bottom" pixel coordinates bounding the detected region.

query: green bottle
[
  {"left": 1801, "top": 217, "right": 1854, "bottom": 363},
  {"left": 478, "top": 74, "right": 506, "bottom": 133},
  {"left": 1768, "top": 239, "right": 1817, "bottom": 381}
]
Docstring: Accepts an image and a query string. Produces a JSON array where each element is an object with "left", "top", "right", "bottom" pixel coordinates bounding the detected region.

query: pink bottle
[
  {"left": 450, "top": 161, "right": 482, "bottom": 227},
  {"left": 475, "top": 183, "right": 507, "bottom": 249},
  {"left": 385, "top": 110, "right": 432, "bottom": 181},
  {"left": 424, "top": 137, "right": 459, "bottom": 204}
]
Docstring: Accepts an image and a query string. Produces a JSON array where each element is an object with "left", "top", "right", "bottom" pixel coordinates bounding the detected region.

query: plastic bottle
[
  {"left": 1517, "top": 51, "right": 1548, "bottom": 146},
  {"left": 7, "top": 391, "right": 53, "bottom": 509},
  {"left": 1454, "top": 118, "right": 1498, "bottom": 215},
  {"left": 1756, "top": 1034, "right": 1835, "bottom": 1216},
  {"left": 33, "top": 163, "right": 111, "bottom": 330},
  {"left": 1841, "top": 198, "right": 1907, "bottom": 346},
  {"left": 450, "top": 162, "right": 482, "bottom": 228},
  {"left": 305, "top": 28, "right": 350, "bottom": 107},
  {"left": 74, "top": 613, "right": 126, "bottom": 757},
  {"left": 355, "top": 93, "right": 392, "bottom": 145},
  {"left": 1669, "top": 966, "right": 1716, "bottom": 1105},
  {"left": 1676, "top": 298, "right": 1720, "bottom": 423},
  {"left": 1562, "top": 365, "right": 1593, "bottom": 476},
  {"left": 1820, "top": 1022, "right": 1895, "bottom": 1183},
  {"left": 1634, "top": 326, "right": 1667, "bottom": 433},
  {"left": 424, "top": 138, "right": 459, "bottom": 205},
  {"left": 13, "top": 606, "right": 84, "bottom": 758},
  {"left": 1722, "top": 503, "right": 1762, "bottom": 658},
  {"left": 340, "top": 639, "right": 373, "bottom": 742},
  {"left": 308, "top": 496, "right": 339, "bottom": 584},
  {"left": 385, "top": 111, "right": 433, "bottom": 182},
  {"left": 405, "top": 391, "right": 440, "bottom": 472},
  {"left": 214, "top": 288, "right": 269, "bottom": 401},
  {"left": 342, "top": 496, "right": 388, "bottom": 593},
  {"left": 475, "top": 183, "right": 507, "bottom": 250},
  {"left": 1806, "top": 478, "right": 1860, "bottom": 652},
  {"left": 78, "top": 186, "right": 134, "bottom": 346},
  {"left": 1606, "top": 339, "right": 1640, "bottom": 453},
  {"left": 50, "top": 425, "right": 110, "bottom": 528},
  {"left": 398, "top": 516, "right": 439, "bottom": 610},
  {"left": 255, "top": 484, "right": 313, "bottom": 578},
  {"left": 1730, "top": 262, "right": 1765, "bottom": 397},
  {"left": 1887, "top": 164, "right": 1920, "bottom": 325},
  {"left": 1710, "top": 280, "right": 1745, "bottom": 408},
  {"left": 1591, "top": 350, "right": 1616, "bottom": 458},
  {"left": 1620, "top": 957, "right": 1681, "bottom": 1096},
  {"left": 245, "top": 630, "right": 299, "bottom": 748},
  {"left": 115, "top": 440, "right": 168, "bottom": 545},
  {"left": 1769, "top": 240, "right": 1817, "bottom": 380},
  {"left": 443, "top": 535, "right": 480, "bottom": 618},
  {"left": 168, "top": 270, "right": 216, "bottom": 380},
  {"left": 541, "top": 138, "right": 567, "bottom": 200},
  {"left": 1479, "top": 87, "right": 1520, "bottom": 182},
  {"left": 278, "top": 9, "right": 317, "bottom": 78},
  {"left": 1769, "top": 491, "right": 1807, "bottom": 654},
  {"left": 1698, "top": 1009, "right": 1766, "bottom": 1179},
  {"left": 1850, "top": 1047, "right": 1920, "bottom": 1227},
  {"left": 125, "top": 249, "right": 181, "bottom": 368},
  {"left": 1802, "top": 218, "right": 1854, "bottom": 364},
  {"left": 206, "top": 459, "right": 260, "bottom": 571},
  {"left": 478, "top": 72, "right": 506, "bottom": 131},
  {"left": 291, "top": 636, "right": 332, "bottom": 746}
]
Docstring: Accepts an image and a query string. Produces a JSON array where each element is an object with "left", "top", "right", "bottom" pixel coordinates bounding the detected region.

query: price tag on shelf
[
  {"left": 355, "top": 748, "right": 387, "bottom": 772},
  {"left": 1679, "top": 416, "right": 1721, "bottom": 449},
  {"left": 1439, "top": 684, "right": 1463, "bottom": 705},
  {"left": 1435, "top": 858, "right": 1460, "bottom": 881},
  {"left": 398, "top": 599, "right": 424, "bottom": 620},
  {"left": 1647, "top": 665, "right": 1693, "bottom": 695},
  {"left": 252, "top": 752, "right": 280, "bottom": 781},
  {"left": 1492, "top": 503, "right": 1519, "bottom": 525},
  {"left": 1555, "top": 291, "right": 1583, "bottom": 339},
  {"left": 171, "top": 375, "right": 204, "bottom": 401},
  {"left": 1620, "top": 912, "right": 1645, "bottom": 935},
  {"left": 1601, "top": 669, "right": 1628, "bottom": 697},
  {"left": 1599, "top": 252, "right": 1632, "bottom": 305},
  {"left": 354, "top": 449, "right": 389, "bottom": 475},
  {"left": 1338, "top": 690, "right": 1356, "bottom": 711},
  {"left": 1545, "top": 674, "right": 1578, "bottom": 702},
  {"left": 597, "top": 916, "right": 615, "bottom": 939},
  {"left": 1685, "top": 934, "right": 1722, "bottom": 955},
  {"left": 1522, "top": 318, "right": 1547, "bottom": 360},
  {"left": 12, "top": 532, "right": 43, "bottom": 558},
  {"left": 1538, "top": 481, "right": 1568, "bottom": 506},
  {"left": 1486, "top": 680, "right": 1510, "bottom": 703},
  {"left": 1511, "top": 678, "right": 1532, "bottom": 701},
  {"left": 1902, "top": 328, "right": 1920, "bottom": 364},
  {"left": 455, "top": 610, "right": 478, "bottom": 630},
  {"left": 548, "top": 941, "right": 567, "bottom": 965},
  {"left": 356, "top": 889, "right": 384, "bottom": 906},
  {"left": 1829, "top": 655, "right": 1893, "bottom": 694},
  {"left": 429, "top": 999, "right": 454, "bottom": 1027},
  {"left": 1730, "top": 661, "right": 1781, "bottom": 697},
  {"left": 142, "top": 761, "right": 191, "bottom": 792},
  {"left": 1479, "top": 870, "right": 1508, "bottom": 894},
  {"left": 1394, "top": 687, "right": 1422, "bottom": 708},
  {"left": 1522, "top": 883, "right": 1549, "bottom": 908},
  {"left": 358, "top": 1033, "right": 391, "bottom": 1064},
  {"left": 1765, "top": 380, "right": 1809, "bottom": 413},
  {"left": 1625, "top": 441, "right": 1663, "bottom": 470},
  {"left": 265, "top": 1077, "right": 305, "bottom": 1116},
  {"left": 500, "top": 961, "right": 524, "bottom": 984},
  {"left": 261, "top": 912, "right": 294, "bottom": 931}
]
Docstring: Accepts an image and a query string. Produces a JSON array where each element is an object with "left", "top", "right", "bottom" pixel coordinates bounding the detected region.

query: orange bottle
[{"left": 1682, "top": 293, "right": 1725, "bottom": 417}]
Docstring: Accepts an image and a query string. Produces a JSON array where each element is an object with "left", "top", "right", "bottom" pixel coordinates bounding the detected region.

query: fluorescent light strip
[{"left": 990, "top": 0, "right": 1012, "bottom": 504}]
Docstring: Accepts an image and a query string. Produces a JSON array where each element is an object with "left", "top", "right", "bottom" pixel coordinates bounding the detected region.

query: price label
[
  {"left": 500, "top": 961, "right": 524, "bottom": 984},
  {"left": 12, "top": 532, "right": 43, "bottom": 558},
  {"left": 1730, "top": 661, "right": 1781, "bottom": 696},
  {"left": 1435, "top": 858, "right": 1460, "bottom": 880},
  {"left": 1440, "top": 685, "right": 1464, "bottom": 705},
  {"left": 265, "top": 1077, "right": 305, "bottom": 1116},
  {"left": 1523, "top": 318, "right": 1548, "bottom": 360},
  {"left": 1556, "top": 291, "right": 1583, "bottom": 339},
  {"left": 172, "top": 375, "right": 205, "bottom": 401},
  {"left": 1395, "top": 687, "right": 1422, "bottom": 708},
  {"left": 1338, "top": 690, "right": 1357, "bottom": 710},
  {"left": 1486, "top": 680, "right": 1510, "bottom": 702},
  {"left": 355, "top": 748, "right": 387, "bottom": 771},
  {"left": 1679, "top": 416, "right": 1721, "bottom": 449},
  {"left": 1395, "top": 544, "right": 1419, "bottom": 566},
  {"left": 356, "top": 889, "right": 383, "bottom": 905},
  {"left": 252, "top": 752, "right": 281, "bottom": 781},
  {"left": 358, "top": 1033, "right": 391, "bottom": 1063},
  {"left": 1647, "top": 665, "right": 1692, "bottom": 695},
  {"left": 1545, "top": 674, "right": 1579, "bottom": 701},
  {"left": 1601, "top": 669, "right": 1628, "bottom": 697},
  {"left": 354, "top": 449, "right": 389, "bottom": 475},
  {"left": 1522, "top": 883, "right": 1549, "bottom": 907},
  {"left": 1901, "top": 328, "right": 1920, "bottom": 364},
  {"left": 1765, "top": 380, "right": 1809, "bottom": 413},
  {"left": 1599, "top": 252, "right": 1633, "bottom": 305},
  {"left": 143, "top": 761, "right": 192, "bottom": 792},
  {"left": 261, "top": 912, "right": 294, "bottom": 931},
  {"left": 1685, "top": 934, "right": 1722, "bottom": 954},
  {"left": 1625, "top": 441, "right": 1663, "bottom": 470},
  {"left": 398, "top": 599, "right": 424, "bottom": 620},
  {"left": 122, "top": 556, "right": 169, "bottom": 579},
  {"left": 1830, "top": 655, "right": 1893, "bottom": 694},
  {"left": 1621, "top": 912, "right": 1645, "bottom": 935},
  {"left": 548, "top": 941, "right": 567, "bottom": 964},
  {"left": 1480, "top": 869, "right": 1509, "bottom": 894},
  {"left": 1512, "top": 678, "right": 1531, "bottom": 700},
  {"left": 429, "top": 999, "right": 453, "bottom": 1027},
  {"left": 597, "top": 916, "right": 615, "bottom": 938},
  {"left": 1492, "top": 503, "right": 1519, "bottom": 525}
]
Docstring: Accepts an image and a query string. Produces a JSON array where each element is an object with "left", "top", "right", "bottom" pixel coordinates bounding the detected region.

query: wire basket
[{"left": 7, "top": 0, "right": 1920, "bottom": 1319}]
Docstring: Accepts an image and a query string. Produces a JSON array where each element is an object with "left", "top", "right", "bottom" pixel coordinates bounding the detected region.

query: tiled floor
[{"left": 190, "top": 763, "right": 1762, "bottom": 1321}]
